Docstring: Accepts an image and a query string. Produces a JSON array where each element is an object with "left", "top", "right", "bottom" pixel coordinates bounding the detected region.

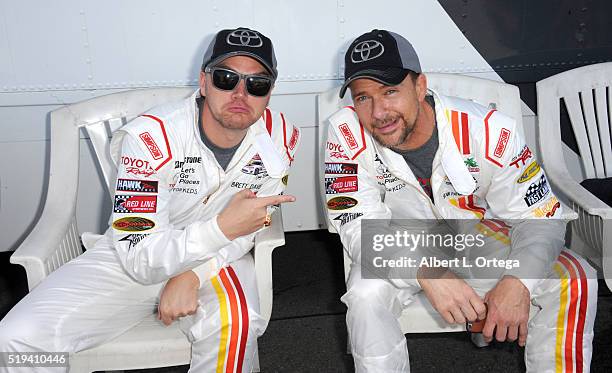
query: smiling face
[
  {"left": 349, "top": 73, "right": 430, "bottom": 150},
  {"left": 200, "top": 55, "right": 273, "bottom": 132}
]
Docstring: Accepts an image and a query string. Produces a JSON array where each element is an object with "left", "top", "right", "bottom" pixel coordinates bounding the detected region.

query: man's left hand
[
  {"left": 158, "top": 270, "right": 200, "bottom": 326},
  {"left": 482, "top": 275, "right": 530, "bottom": 346}
]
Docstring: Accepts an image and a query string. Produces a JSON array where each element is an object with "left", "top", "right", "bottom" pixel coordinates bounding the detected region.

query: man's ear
[
  {"left": 415, "top": 73, "right": 428, "bottom": 101},
  {"left": 199, "top": 71, "right": 206, "bottom": 96}
]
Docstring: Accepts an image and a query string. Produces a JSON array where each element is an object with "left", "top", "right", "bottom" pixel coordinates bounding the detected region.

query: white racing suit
[
  {"left": 324, "top": 90, "right": 597, "bottom": 373},
  {"left": 0, "top": 89, "right": 300, "bottom": 372}
]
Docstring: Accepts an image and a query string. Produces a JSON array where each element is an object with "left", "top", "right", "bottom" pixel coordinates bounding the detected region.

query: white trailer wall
[{"left": 0, "top": 0, "right": 549, "bottom": 251}]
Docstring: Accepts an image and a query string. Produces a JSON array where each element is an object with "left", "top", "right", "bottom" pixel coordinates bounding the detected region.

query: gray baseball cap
[{"left": 340, "top": 30, "right": 421, "bottom": 98}]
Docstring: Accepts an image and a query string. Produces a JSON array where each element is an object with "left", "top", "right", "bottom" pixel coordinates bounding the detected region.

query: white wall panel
[
  {"left": 0, "top": 140, "right": 47, "bottom": 251},
  {"left": 2, "top": 1, "right": 87, "bottom": 90},
  {"left": 252, "top": 0, "right": 340, "bottom": 81}
]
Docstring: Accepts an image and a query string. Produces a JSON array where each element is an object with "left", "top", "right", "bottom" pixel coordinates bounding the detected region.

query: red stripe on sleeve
[
  {"left": 280, "top": 113, "right": 293, "bottom": 162},
  {"left": 561, "top": 251, "right": 589, "bottom": 373},
  {"left": 226, "top": 266, "right": 250, "bottom": 373},
  {"left": 483, "top": 110, "right": 503, "bottom": 167},
  {"left": 461, "top": 112, "right": 470, "bottom": 154},
  {"left": 265, "top": 108, "right": 272, "bottom": 135},
  {"left": 140, "top": 114, "right": 173, "bottom": 170}
]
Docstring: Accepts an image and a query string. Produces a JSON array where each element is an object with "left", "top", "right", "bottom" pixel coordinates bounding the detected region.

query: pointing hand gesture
[{"left": 217, "top": 189, "right": 295, "bottom": 240}]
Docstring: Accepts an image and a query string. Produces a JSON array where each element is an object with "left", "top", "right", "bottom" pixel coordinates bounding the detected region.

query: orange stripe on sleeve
[
  {"left": 220, "top": 269, "right": 240, "bottom": 373},
  {"left": 451, "top": 110, "right": 461, "bottom": 151}
]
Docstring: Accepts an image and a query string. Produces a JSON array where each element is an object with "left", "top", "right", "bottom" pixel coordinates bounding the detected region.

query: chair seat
[
  {"left": 69, "top": 314, "right": 190, "bottom": 372},
  {"left": 398, "top": 292, "right": 465, "bottom": 333}
]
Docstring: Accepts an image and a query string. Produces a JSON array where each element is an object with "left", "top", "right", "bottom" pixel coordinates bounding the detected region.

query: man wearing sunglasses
[{"left": 0, "top": 27, "right": 299, "bottom": 373}]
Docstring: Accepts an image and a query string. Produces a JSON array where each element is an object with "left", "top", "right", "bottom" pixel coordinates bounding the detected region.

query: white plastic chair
[
  {"left": 537, "top": 62, "right": 612, "bottom": 291},
  {"left": 10, "top": 87, "right": 286, "bottom": 372},
  {"left": 316, "top": 73, "right": 526, "bottom": 335}
]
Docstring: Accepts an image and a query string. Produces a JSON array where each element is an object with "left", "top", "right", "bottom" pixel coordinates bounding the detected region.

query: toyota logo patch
[
  {"left": 226, "top": 29, "right": 263, "bottom": 47},
  {"left": 351, "top": 40, "right": 385, "bottom": 63}
]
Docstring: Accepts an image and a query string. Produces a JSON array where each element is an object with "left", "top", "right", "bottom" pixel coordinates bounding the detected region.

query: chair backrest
[
  {"left": 315, "top": 73, "right": 523, "bottom": 231},
  {"left": 536, "top": 62, "right": 612, "bottom": 179},
  {"left": 66, "top": 88, "right": 194, "bottom": 194}
]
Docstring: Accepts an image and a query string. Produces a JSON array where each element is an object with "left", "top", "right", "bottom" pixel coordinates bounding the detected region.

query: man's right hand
[
  {"left": 217, "top": 189, "right": 296, "bottom": 241},
  {"left": 417, "top": 267, "right": 487, "bottom": 324}
]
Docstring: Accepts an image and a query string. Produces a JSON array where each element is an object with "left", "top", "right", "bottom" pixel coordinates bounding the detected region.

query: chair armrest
[
  {"left": 253, "top": 209, "right": 285, "bottom": 324},
  {"left": 544, "top": 164, "right": 612, "bottom": 219},
  {"left": 10, "top": 212, "right": 79, "bottom": 291}
]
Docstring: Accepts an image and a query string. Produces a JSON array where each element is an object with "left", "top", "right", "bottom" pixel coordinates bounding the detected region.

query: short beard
[
  {"left": 375, "top": 100, "right": 421, "bottom": 150},
  {"left": 372, "top": 115, "right": 414, "bottom": 150}
]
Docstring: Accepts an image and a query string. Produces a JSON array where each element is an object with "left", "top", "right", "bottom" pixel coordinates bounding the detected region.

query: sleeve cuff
[
  {"left": 516, "top": 277, "right": 541, "bottom": 295},
  {"left": 189, "top": 215, "right": 232, "bottom": 255},
  {"left": 192, "top": 258, "right": 219, "bottom": 288},
  {"left": 389, "top": 277, "right": 422, "bottom": 290}
]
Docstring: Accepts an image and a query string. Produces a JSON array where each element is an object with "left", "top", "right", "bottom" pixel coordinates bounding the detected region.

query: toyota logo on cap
[
  {"left": 226, "top": 29, "right": 263, "bottom": 47},
  {"left": 351, "top": 40, "right": 385, "bottom": 63}
]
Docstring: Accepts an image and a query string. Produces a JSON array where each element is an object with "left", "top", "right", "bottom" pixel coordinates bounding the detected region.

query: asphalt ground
[{"left": 1, "top": 230, "right": 610, "bottom": 372}]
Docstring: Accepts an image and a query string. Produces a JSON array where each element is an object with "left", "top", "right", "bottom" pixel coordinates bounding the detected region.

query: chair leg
[
  {"left": 251, "top": 344, "right": 261, "bottom": 373},
  {"left": 470, "top": 332, "right": 489, "bottom": 348}
]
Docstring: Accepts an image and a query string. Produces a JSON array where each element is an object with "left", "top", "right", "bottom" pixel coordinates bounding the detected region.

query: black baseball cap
[
  {"left": 340, "top": 29, "right": 422, "bottom": 98},
  {"left": 202, "top": 27, "right": 278, "bottom": 79}
]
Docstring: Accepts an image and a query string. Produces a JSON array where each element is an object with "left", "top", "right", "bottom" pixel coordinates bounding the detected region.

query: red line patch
[{"left": 114, "top": 195, "right": 157, "bottom": 213}]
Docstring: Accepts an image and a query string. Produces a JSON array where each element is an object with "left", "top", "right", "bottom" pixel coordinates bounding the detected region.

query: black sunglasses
[{"left": 205, "top": 67, "right": 274, "bottom": 97}]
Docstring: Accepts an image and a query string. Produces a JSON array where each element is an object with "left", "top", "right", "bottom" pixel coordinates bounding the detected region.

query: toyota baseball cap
[
  {"left": 339, "top": 29, "right": 422, "bottom": 98},
  {"left": 202, "top": 27, "right": 278, "bottom": 79}
]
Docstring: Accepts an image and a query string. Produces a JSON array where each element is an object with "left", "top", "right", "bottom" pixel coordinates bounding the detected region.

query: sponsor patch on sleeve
[
  {"left": 510, "top": 145, "right": 533, "bottom": 169},
  {"left": 326, "top": 141, "right": 350, "bottom": 160},
  {"left": 516, "top": 161, "right": 541, "bottom": 183},
  {"left": 332, "top": 212, "right": 363, "bottom": 226},
  {"left": 139, "top": 132, "right": 163, "bottom": 160},
  {"left": 118, "top": 233, "right": 149, "bottom": 250},
  {"left": 120, "top": 156, "right": 156, "bottom": 178},
  {"left": 113, "top": 195, "right": 157, "bottom": 213},
  {"left": 532, "top": 196, "right": 561, "bottom": 218},
  {"left": 112, "top": 217, "right": 156, "bottom": 232},
  {"left": 116, "top": 178, "right": 158, "bottom": 193},
  {"left": 524, "top": 175, "right": 550, "bottom": 207},
  {"left": 494, "top": 128, "right": 511, "bottom": 158},
  {"left": 325, "top": 162, "right": 358, "bottom": 175},
  {"left": 327, "top": 196, "right": 358, "bottom": 210},
  {"left": 338, "top": 123, "right": 358, "bottom": 150}
]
